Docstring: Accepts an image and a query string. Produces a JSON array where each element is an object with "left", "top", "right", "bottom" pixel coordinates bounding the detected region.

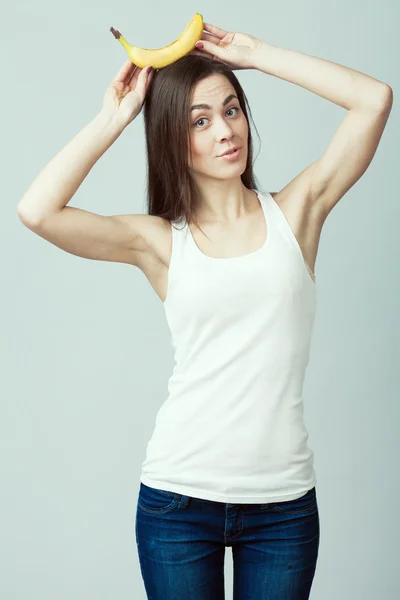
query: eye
[{"left": 193, "top": 106, "right": 240, "bottom": 128}]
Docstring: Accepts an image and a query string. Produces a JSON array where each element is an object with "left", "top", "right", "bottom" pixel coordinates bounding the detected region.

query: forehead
[{"left": 190, "top": 74, "right": 235, "bottom": 104}]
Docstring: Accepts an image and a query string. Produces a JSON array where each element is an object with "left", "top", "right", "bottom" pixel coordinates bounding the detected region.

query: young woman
[{"left": 17, "top": 21, "right": 392, "bottom": 600}]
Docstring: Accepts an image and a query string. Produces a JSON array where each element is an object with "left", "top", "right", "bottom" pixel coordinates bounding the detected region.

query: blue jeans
[{"left": 135, "top": 482, "right": 320, "bottom": 599}]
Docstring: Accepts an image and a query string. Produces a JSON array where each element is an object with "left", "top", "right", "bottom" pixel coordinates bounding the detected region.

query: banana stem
[
  {"left": 110, "top": 26, "right": 133, "bottom": 55},
  {"left": 110, "top": 27, "right": 121, "bottom": 39}
]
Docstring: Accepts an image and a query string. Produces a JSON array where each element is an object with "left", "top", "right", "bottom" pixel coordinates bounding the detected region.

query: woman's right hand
[{"left": 101, "top": 59, "right": 154, "bottom": 130}]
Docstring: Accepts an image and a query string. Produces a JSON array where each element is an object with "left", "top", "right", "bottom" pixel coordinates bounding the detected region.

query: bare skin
[
  {"left": 20, "top": 162, "right": 324, "bottom": 303},
  {"left": 136, "top": 168, "right": 324, "bottom": 304},
  {"left": 19, "top": 65, "right": 326, "bottom": 302}
]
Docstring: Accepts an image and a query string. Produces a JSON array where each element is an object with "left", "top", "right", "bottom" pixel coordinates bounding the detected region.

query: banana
[{"left": 110, "top": 13, "right": 204, "bottom": 69}]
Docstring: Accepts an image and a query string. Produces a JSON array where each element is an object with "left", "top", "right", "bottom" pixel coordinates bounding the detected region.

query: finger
[
  {"left": 114, "top": 58, "right": 136, "bottom": 82},
  {"left": 134, "top": 65, "right": 154, "bottom": 96},
  {"left": 201, "top": 32, "right": 221, "bottom": 44},
  {"left": 203, "top": 23, "right": 230, "bottom": 39},
  {"left": 127, "top": 64, "right": 139, "bottom": 85},
  {"left": 195, "top": 39, "right": 225, "bottom": 57}
]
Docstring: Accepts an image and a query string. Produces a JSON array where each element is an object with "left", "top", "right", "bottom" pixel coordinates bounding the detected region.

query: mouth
[{"left": 218, "top": 146, "right": 241, "bottom": 157}]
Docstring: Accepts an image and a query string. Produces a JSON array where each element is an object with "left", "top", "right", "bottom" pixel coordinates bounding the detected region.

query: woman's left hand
[{"left": 190, "top": 22, "right": 263, "bottom": 70}]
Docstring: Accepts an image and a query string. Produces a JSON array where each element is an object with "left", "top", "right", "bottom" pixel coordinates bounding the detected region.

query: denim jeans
[{"left": 135, "top": 481, "right": 320, "bottom": 599}]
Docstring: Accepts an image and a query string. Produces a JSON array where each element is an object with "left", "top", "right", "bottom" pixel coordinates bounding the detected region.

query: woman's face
[{"left": 187, "top": 74, "right": 248, "bottom": 179}]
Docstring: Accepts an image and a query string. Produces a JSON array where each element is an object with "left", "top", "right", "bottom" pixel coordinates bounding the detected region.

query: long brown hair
[{"left": 143, "top": 54, "right": 263, "bottom": 233}]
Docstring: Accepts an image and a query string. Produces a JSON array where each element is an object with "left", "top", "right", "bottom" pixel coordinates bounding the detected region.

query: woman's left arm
[
  {"left": 252, "top": 42, "right": 393, "bottom": 216},
  {"left": 252, "top": 42, "right": 391, "bottom": 111}
]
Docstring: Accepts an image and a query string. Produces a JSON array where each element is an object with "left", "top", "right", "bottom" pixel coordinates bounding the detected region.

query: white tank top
[{"left": 140, "top": 189, "right": 318, "bottom": 503}]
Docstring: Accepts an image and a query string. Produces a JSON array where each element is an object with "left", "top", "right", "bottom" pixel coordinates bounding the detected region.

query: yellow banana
[{"left": 110, "top": 13, "right": 204, "bottom": 69}]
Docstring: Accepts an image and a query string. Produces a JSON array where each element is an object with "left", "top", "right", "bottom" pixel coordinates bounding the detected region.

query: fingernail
[{"left": 196, "top": 42, "right": 204, "bottom": 49}]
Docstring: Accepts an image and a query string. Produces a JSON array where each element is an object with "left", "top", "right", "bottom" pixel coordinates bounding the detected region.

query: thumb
[{"left": 135, "top": 65, "right": 153, "bottom": 98}]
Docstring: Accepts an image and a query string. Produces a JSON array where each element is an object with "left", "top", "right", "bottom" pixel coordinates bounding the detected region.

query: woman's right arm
[
  {"left": 17, "top": 112, "right": 124, "bottom": 225},
  {"left": 17, "top": 60, "right": 155, "bottom": 267}
]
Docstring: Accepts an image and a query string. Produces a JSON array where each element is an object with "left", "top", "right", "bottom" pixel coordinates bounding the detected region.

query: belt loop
[{"left": 177, "top": 494, "right": 190, "bottom": 508}]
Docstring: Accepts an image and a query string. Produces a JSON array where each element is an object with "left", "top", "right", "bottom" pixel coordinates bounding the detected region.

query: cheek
[
  {"left": 241, "top": 117, "right": 249, "bottom": 135},
  {"left": 189, "top": 137, "right": 210, "bottom": 159}
]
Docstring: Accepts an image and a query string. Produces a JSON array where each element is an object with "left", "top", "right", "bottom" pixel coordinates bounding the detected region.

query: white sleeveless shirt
[{"left": 140, "top": 189, "right": 318, "bottom": 503}]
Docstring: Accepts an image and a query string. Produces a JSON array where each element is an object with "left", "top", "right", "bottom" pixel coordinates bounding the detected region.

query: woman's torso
[
  {"left": 137, "top": 182, "right": 325, "bottom": 303},
  {"left": 138, "top": 185, "right": 321, "bottom": 502}
]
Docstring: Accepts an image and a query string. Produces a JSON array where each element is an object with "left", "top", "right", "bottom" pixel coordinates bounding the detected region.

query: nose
[{"left": 214, "top": 117, "right": 235, "bottom": 142}]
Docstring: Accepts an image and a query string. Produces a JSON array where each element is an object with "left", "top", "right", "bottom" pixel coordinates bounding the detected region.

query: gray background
[{"left": 2, "top": 0, "right": 398, "bottom": 598}]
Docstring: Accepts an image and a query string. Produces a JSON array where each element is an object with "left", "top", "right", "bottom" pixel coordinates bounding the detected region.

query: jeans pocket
[
  {"left": 270, "top": 487, "right": 317, "bottom": 515},
  {"left": 261, "top": 487, "right": 317, "bottom": 515},
  {"left": 137, "top": 482, "right": 181, "bottom": 515}
]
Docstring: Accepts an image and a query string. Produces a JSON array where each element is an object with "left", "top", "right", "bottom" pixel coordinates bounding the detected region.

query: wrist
[
  {"left": 94, "top": 110, "right": 126, "bottom": 140},
  {"left": 251, "top": 41, "right": 276, "bottom": 72}
]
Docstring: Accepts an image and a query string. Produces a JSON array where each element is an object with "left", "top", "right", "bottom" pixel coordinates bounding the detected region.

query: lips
[{"left": 218, "top": 146, "right": 241, "bottom": 157}]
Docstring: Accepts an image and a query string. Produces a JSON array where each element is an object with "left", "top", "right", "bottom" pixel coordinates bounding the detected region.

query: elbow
[
  {"left": 17, "top": 204, "right": 41, "bottom": 228},
  {"left": 377, "top": 84, "right": 393, "bottom": 111}
]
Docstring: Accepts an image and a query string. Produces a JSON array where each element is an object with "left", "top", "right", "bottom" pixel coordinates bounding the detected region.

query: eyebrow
[{"left": 190, "top": 94, "right": 238, "bottom": 113}]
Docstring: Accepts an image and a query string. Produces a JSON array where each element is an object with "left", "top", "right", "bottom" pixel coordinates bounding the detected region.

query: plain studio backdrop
[{"left": 1, "top": 0, "right": 398, "bottom": 598}]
